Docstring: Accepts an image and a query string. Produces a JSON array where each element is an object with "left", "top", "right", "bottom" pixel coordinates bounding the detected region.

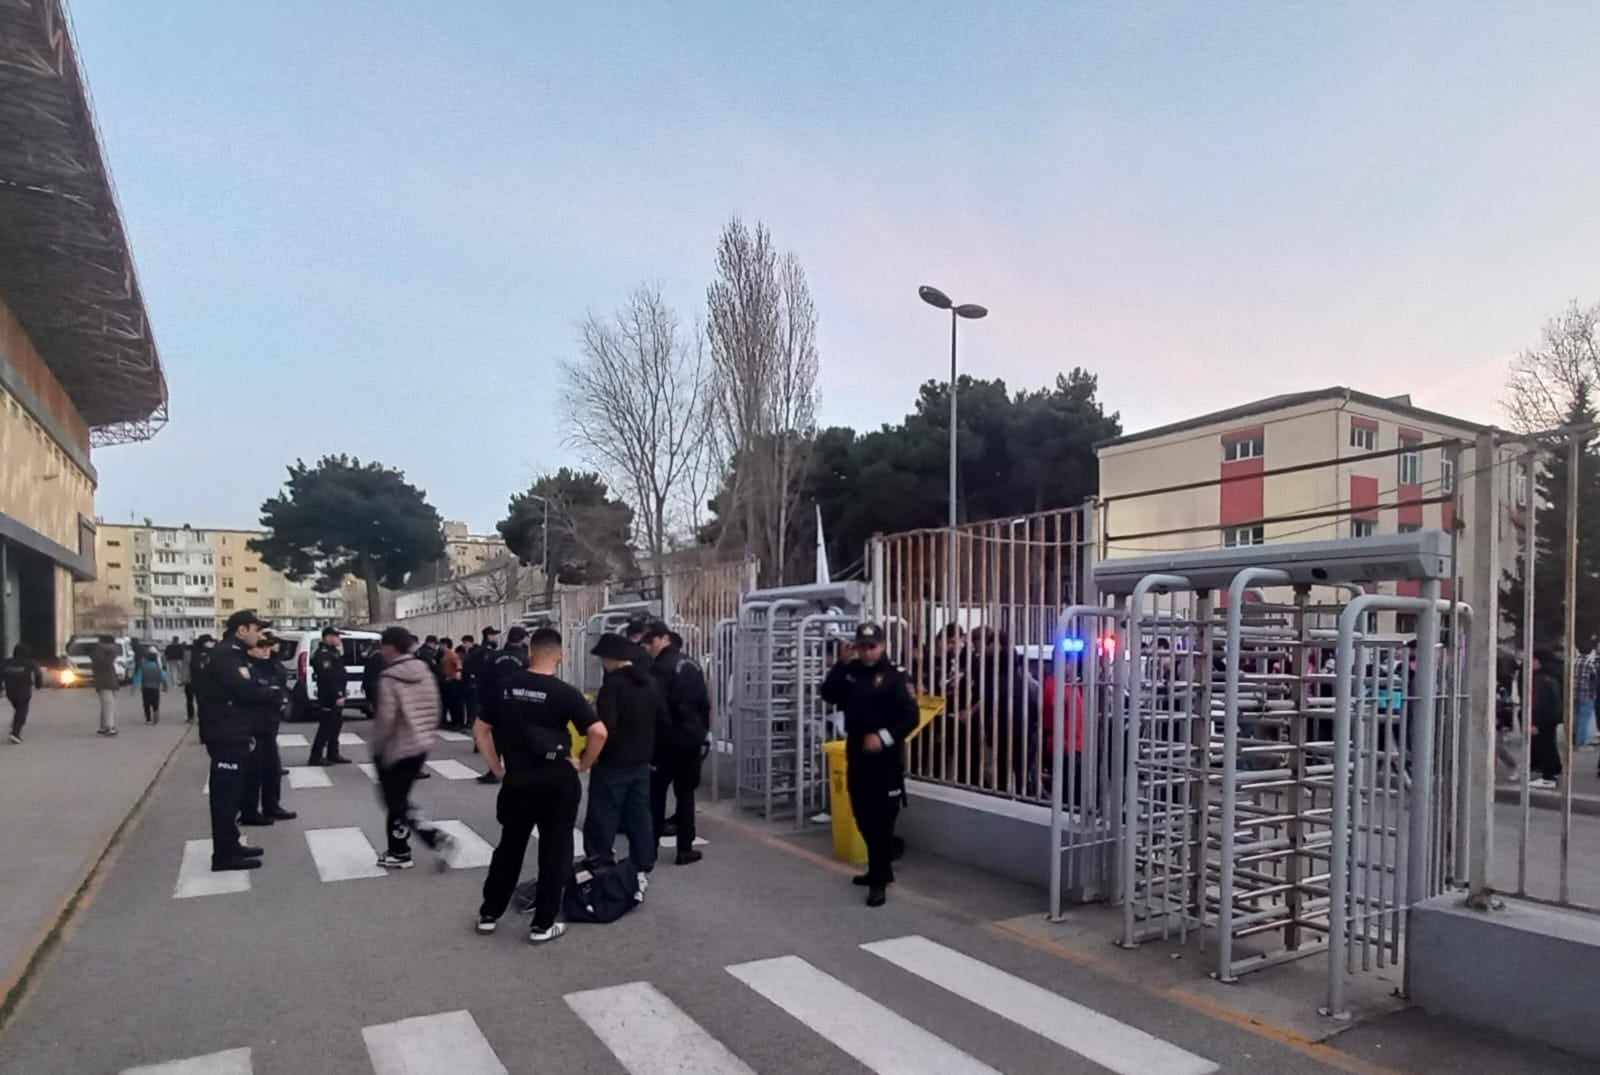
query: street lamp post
[
  {"left": 918, "top": 285, "right": 988, "bottom": 635},
  {"left": 527, "top": 493, "right": 550, "bottom": 589}
]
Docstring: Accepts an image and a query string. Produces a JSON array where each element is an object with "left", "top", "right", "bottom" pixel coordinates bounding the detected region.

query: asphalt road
[{"left": 0, "top": 722, "right": 1584, "bottom": 1074}]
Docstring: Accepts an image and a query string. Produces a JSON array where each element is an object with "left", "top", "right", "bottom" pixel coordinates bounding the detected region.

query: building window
[
  {"left": 1440, "top": 457, "right": 1455, "bottom": 494},
  {"left": 245, "top": 587, "right": 258, "bottom": 594},
  {"left": 220, "top": 599, "right": 234, "bottom": 611},
  {"left": 107, "top": 561, "right": 122, "bottom": 569},
  {"left": 1515, "top": 472, "right": 1528, "bottom": 506},
  {"left": 1398, "top": 522, "right": 1421, "bottom": 535},
  {"left": 222, "top": 577, "right": 234, "bottom": 590},
  {"left": 107, "top": 539, "right": 122, "bottom": 548},
  {"left": 1396, "top": 613, "right": 1418, "bottom": 635},
  {"left": 221, "top": 556, "right": 232, "bottom": 567},
  {"left": 1224, "top": 525, "right": 1265, "bottom": 548},
  {"left": 1363, "top": 610, "right": 1379, "bottom": 634},
  {"left": 1399, "top": 438, "right": 1421, "bottom": 485},
  {"left": 1350, "top": 422, "right": 1377, "bottom": 451},
  {"left": 1223, "top": 435, "right": 1264, "bottom": 462},
  {"left": 1351, "top": 520, "right": 1376, "bottom": 539},
  {"left": 267, "top": 598, "right": 283, "bottom": 611},
  {"left": 109, "top": 584, "right": 122, "bottom": 592},
  {"left": 245, "top": 566, "right": 258, "bottom": 574}
]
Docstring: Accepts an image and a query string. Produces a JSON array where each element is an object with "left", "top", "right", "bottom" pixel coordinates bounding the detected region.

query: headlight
[{"left": 60, "top": 668, "right": 77, "bottom": 685}]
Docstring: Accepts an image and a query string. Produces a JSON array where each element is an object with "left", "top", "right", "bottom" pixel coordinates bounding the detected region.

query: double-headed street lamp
[{"left": 919, "top": 285, "right": 988, "bottom": 628}]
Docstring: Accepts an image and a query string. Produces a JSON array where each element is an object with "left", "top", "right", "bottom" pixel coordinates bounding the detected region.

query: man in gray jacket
[
  {"left": 91, "top": 635, "right": 120, "bottom": 736},
  {"left": 371, "top": 627, "right": 452, "bottom": 869}
]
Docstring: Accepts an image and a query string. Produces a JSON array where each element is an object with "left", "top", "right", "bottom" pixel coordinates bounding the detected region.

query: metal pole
[
  {"left": 1326, "top": 594, "right": 1374, "bottom": 1021},
  {"left": 947, "top": 310, "right": 959, "bottom": 659},
  {"left": 1466, "top": 432, "right": 1500, "bottom": 907},
  {"left": 1403, "top": 579, "right": 1443, "bottom": 1000},
  {"left": 1562, "top": 435, "right": 1578, "bottom": 904},
  {"left": 1518, "top": 453, "right": 1537, "bottom": 895}
]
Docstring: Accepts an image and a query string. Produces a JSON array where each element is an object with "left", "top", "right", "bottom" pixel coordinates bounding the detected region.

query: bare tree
[
  {"left": 447, "top": 554, "right": 524, "bottom": 609},
  {"left": 1506, "top": 300, "right": 1600, "bottom": 432},
  {"left": 706, "top": 218, "right": 820, "bottom": 585},
  {"left": 561, "top": 286, "right": 712, "bottom": 573}
]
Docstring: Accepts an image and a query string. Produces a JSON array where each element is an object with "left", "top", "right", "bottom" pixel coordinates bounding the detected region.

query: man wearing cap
[
  {"left": 583, "top": 632, "right": 662, "bottom": 892},
  {"left": 197, "top": 610, "right": 282, "bottom": 872},
  {"left": 477, "top": 626, "right": 529, "bottom": 785},
  {"left": 463, "top": 625, "right": 500, "bottom": 734},
  {"left": 240, "top": 631, "right": 296, "bottom": 827},
  {"left": 307, "top": 627, "right": 351, "bottom": 767},
  {"left": 641, "top": 622, "right": 710, "bottom": 866},
  {"left": 819, "top": 622, "right": 919, "bottom": 907}
]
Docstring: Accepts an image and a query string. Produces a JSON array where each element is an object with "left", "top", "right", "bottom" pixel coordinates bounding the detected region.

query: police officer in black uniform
[
  {"left": 463, "top": 625, "right": 499, "bottom": 731},
  {"left": 641, "top": 621, "right": 710, "bottom": 865},
  {"left": 307, "top": 627, "right": 351, "bottom": 766},
  {"left": 819, "top": 623, "right": 919, "bottom": 907},
  {"left": 476, "top": 626, "right": 528, "bottom": 785},
  {"left": 187, "top": 635, "right": 215, "bottom": 725},
  {"left": 474, "top": 627, "right": 606, "bottom": 944},
  {"left": 240, "top": 631, "right": 296, "bottom": 826},
  {"left": 198, "top": 610, "right": 280, "bottom": 872}
]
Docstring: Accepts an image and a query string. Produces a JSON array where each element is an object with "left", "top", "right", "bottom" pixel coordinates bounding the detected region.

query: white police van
[{"left": 271, "top": 628, "right": 382, "bottom": 721}]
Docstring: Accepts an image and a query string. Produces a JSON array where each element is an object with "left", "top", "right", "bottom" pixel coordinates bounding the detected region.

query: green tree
[
  {"left": 249, "top": 455, "right": 446, "bottom": 623},
  {"left": 498, "top": 468, "right": 638, "bottom": 609},
  {"left": 1502, "top": 386, "right": 1600, "bottom": 651}
]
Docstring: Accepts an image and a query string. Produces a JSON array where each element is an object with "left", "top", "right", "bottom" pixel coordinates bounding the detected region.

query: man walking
[
  {"left": 197, "top": 610, "right": 278, "bottom": 872},
  {"left": 91, "top": 634, "right": 119, "bottom": 736},
  {"left": 370, "top": 627, "right": 452, "bottom": 869},
  {"left": 1530, "top": 649, "right": 1565, "bottom": 790},
  {"left": 582, "top": 633, "right": 661, "bottom": 896},
  {"left": 240, "top": 632, "right": 296, "bottom": 827},
  {"left": 3, "top": 643, "right": 43, "bottom": 744},
  {"left": 475, "top": 627, "right": 606, "bottom": 943},
  {"left": 819, "top": 623, "right": 920, "bottom": 907},
  {"left": 463, "top": 626, "right": 499, "bottom": 732},
  {"left": 642, "top": 622, "right": 709, "bottom": 866},
  {"left": 307, "top": 627, "right": 351, "bottom": 766},
  {"left": 132, "top": 647, "right": 167, "bottom": 724}
]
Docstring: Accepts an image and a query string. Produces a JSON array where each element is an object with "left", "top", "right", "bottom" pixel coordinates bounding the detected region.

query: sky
[{"left": 70, "top": 1, "right": 1600, "bottom": 533}]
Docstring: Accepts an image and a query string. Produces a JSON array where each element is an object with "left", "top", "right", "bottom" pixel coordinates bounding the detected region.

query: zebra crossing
[{"left": 118, "top": 936, "right": 1220, "bottom": 1074}]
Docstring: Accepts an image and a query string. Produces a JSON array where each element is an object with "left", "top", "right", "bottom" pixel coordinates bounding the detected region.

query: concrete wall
[{"left": 1408, "top": 894, "right": 1600, "bottom": 1060}]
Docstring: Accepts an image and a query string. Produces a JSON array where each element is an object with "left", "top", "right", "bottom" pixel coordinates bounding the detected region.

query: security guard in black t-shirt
[
  {"left": 819, "top": 622, "right": 920, "bottom": 907},
  {"left": 474, "top": 627, "right": 606, "bottom": 944}
]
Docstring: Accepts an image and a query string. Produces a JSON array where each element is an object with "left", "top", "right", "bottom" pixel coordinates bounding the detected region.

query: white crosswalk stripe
[
  {"left": 438, "top": 730, "right": 472, "bottom": 742},
  {"left": 727, "top": 955, "right": 1000, "bottom": 1074},
  {"left": 305, "top": 827, "right": 386, "bottom": 882},
  {"left": 357, "top": 763, "right": 377, "bottom": 781},
  {"left": 285, "top": 766, "right": 332, "bottom": 789},
  {"left": 432, "top": 820, "right": 494, "bottom": 869},
  {"left": 658, "top": 835, "right": 709, "bottom": 848},
  {"left": 566, "top": 982, "right": 755, "bottom": 1075},
  {"left": 275, "top": 732, "right": 309, "bottom": 749},
  {"left": 173, "top": 839, "right": 250, "bottom": 899},
  {"left": 338, "top": 732, "right": 364, "bottom": 747},
  {"left": 362, "top": 1010, "right": 506, "bottom": 1075},
  {"left": 121, "top": 1046, "right": 253, "bottom": 1074},
  {"left": 862, "top": 935, "right": 1219, "bottom": 1075},
  {"left": 424, "top": 759, "right": 480, "bottom": 780}
]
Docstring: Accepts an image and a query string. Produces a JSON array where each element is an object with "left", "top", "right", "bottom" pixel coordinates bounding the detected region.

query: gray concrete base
[{"left": 1409, "top": 893, "right": 1600, "bottom": 1060}]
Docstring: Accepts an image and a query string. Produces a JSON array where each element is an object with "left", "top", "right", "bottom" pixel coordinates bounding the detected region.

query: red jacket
[{"left": 1040, "top": 675, "right": 1086, "bottom": 754}]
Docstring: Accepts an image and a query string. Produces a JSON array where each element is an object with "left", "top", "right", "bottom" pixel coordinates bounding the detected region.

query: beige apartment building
[
  {"left": 441, "top": 520, "right": 505, "bottom": 577},
  {"left": 1096, "top": 387, "right": 1526, "bottom": 630},
  {"left": 76, "top": 522, "right": 347, "bottom": 642}
]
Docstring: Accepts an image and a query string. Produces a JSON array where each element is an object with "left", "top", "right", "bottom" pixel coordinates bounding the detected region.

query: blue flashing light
[{"left": 1059, "top": 636, "right": 1086, "bottom": 654}]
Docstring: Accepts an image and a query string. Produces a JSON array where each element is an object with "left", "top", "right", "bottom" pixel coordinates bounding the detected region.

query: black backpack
[{"left": 562, "top": 857, "right": 640, "bottom": 924}]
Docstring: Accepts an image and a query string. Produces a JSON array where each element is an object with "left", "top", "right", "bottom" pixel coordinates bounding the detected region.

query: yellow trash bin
[{"left": 824, "top": 740, "right": 868, "bottom": 867}]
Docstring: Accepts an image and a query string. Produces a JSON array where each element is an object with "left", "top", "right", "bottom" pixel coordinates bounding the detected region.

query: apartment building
[
  {"left": 76, "top": 522, "right": 346, "bottom": 642},
  {"left": 442, "top": 520, "right": 505, "bottom": 577},
  {"left": 1096, "top": 387, "right": 1525, "bottom": 630}
]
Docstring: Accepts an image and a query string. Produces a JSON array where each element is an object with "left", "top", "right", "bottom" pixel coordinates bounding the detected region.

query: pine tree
[{"left": 1501, "top": 384, "right": 1600, "bottom": 650}]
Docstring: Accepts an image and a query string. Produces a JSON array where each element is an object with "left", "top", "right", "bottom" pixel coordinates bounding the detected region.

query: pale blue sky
[{"left": 75, "top": 1, "right": 1600, "bottom": 532}]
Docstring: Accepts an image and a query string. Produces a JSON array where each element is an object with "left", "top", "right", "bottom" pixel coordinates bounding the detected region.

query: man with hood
[
  {"left": 370, "top": 627, "right": 453, "bottom": 869},
  {"left": 641, "top": 621, "right": 709, "bottom": 865},
  {"left": 582, "top": 632, "right": 662, "bottom": 895}
]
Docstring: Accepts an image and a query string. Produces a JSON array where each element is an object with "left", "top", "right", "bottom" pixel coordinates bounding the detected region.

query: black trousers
[
  {"left": 584, "top": 763, "right": 657, "bottom": 872},
  {"left": 242, "top": 726, "right": 282, "bottom": 817},
  {"left": 848, "top": 763, "right": 903, "bottom": 886},
  {"left": 1532, "top": 722, "right": 1564, "bottom": 780},
  {"left": 309, "top": 701, "right": 344, "bottom": 762},
  {"left": 480, "top": 763, "right": 581, "bottom": 928},
  {"left": 206, "top": 740, "right": 251, "bottom": 860},
  {"left": 183, "top": 683, "right": 196, "bottom": 722},
  {"left": 377, "top": 753, "right": 439, "bottom": 855},
  {"left": 8, "top": 695, "right": 28, "bottom": 737},
  {"left": 650, "top": 749, "right": 702, "bottom": 852},
  {"left": 442, "top": 682, "right": 466, "bottom": 728},
  {"left": 141, "top": 687, "right": 161, "bottom": 722}
]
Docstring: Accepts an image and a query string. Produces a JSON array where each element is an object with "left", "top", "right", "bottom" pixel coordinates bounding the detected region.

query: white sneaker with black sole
[
  {"left": 7, "top": 733, "right": 20, "bottom": 744},
  {"left": 635, "top": 872, "right": 649, "bottom": 904},
  {"left": 475, "top": 915, "right": 497, "bottom": 935},
  {"left": 528, "top": 922, "right": 567, "bottom": 945},
  {"left": 376, "top": 852, "right": 415, "bottom": 870}
]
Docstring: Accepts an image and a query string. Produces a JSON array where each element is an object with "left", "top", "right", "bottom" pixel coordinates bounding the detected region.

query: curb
[
  {"left": 1494, "top": 786, "right": 1600, "bottom": 817},
  {"left": 0, "top": 724, "right": 191, "bottom": 1031}
]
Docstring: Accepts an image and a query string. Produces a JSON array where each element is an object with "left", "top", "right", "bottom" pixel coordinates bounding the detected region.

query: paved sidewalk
[{"left": 0, "top": 687, "right": 189, "bottom": 1013}]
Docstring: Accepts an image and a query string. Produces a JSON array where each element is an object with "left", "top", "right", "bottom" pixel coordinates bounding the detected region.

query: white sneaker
[
  {"left": 7, "top": 733, "right": 20, "bottom": 744},
  {"left": 376, "top": 852, "right": 415, "bottom": 869},
  {"left": 528, "top": 921, "right": 567, "bottom": 944},
  {"left": 1529, "top": 778, "right": 1558, "bottom": 790},
  {"left": 475, "top": 915, "right": 497, "bottom": 935},
  {"left": 635, "top": 872, "right": 650, "bottom": 903}
]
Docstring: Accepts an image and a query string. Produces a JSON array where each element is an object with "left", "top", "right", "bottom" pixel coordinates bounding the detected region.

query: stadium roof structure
[{"left": 0, "top": 0, "right": 167, "bottom": 446}]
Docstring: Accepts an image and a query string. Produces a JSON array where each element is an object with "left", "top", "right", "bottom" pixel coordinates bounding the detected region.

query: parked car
[
  {"left": 271, "top": 628, "right": 382, "bottom": 722},
  {"left": 63, "top": 635, "right": 133, "bottom": 686}
]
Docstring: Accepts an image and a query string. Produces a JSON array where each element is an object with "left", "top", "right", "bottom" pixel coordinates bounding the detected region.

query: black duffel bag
[{"left": 562, "top": 857, "right": 640, "bottom": 924}]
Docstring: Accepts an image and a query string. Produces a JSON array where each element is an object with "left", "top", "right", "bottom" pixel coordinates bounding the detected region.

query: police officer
[
  {"left": 819, "top": 623, "right": 919, "bottom": 907},
  {"left": 475, "top": 627, "right": 607, "bottom": 944},
  {"left": 307, "top": 627, "right": 351, "bottom": 766},
  {"left": 187, "top": 635, "right": 215, "bottom": 725},
  {"left": 641, "top": 621, "right": 709, "bottom": 866},
  {"left": 197, "top": 610, "right": 281, "bottom": 872},
  {"left": 239, "top": 631, "right": 296, "bottom": 826},
  {"left": 476, "top": 626, "right": 529, "bottom": 785},
  {"left": 463, "top": 625, "right": 500, "bottom": 732}
]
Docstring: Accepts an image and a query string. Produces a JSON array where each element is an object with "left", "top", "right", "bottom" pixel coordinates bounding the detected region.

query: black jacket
[
  {"left": 311, "top": 642, "right": 348, "bottom": 705},
  {"left": 189, "top": 645, "right": 213, "bottom": 690},
  {"left": 481, "top": 646, "right": 527, "bottom": 721},
  {"left": 198, "top": 636, "right": 280, "bottom": 746},
  {"left": 1534, "top": 670, "right": 1564, "bottom": 731},
  {"left": 649, "top": 645, "right": 710, "bottom": 755},
  {"left": 820, "top": 658, "right": 920, "bottom": 781},
  {"left": 594, "top": 662, "right": 662, "bottom": 769},
  {"left": 2, "top": 657, "right": 42, "bottom": 702},
  {"left": 247, "top": 655, "right": 288, "bottom": 735}
]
